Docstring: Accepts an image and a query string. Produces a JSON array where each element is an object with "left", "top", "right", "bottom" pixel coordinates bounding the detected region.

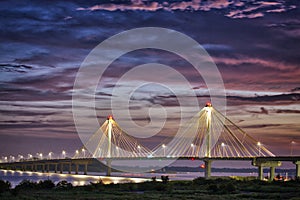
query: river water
[{"left": 0, "top": 170, "right": 260, "bottom": 188}]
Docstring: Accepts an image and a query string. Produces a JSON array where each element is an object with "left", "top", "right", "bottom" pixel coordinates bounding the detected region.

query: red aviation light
[
  {"left": 107, "top": 115, "right": 113, "bottom": 120},
  {"left": 205, "top": 102, "right": 212, "bottom": 107}
]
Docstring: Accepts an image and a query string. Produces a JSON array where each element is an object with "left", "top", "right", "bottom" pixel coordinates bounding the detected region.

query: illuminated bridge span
[
  {"left": 1, "top": 103, "right": 299, "bottom": 181},
  {"left": 74, "top": 103, "right": 274, "bottom": 159}
]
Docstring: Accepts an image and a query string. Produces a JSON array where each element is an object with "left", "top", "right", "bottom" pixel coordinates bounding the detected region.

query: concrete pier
[
  {"left": 204, "top": 159, "right": 212, "bottom": 179},
  {"left": 252, "top": 159, "right": 281, "bottom": 181},
  {"left": 106, "top": 159, "right": 112, "bottom": 176},
  {"left": 294, "top": 161, "right": 300, "bottom": 178}
]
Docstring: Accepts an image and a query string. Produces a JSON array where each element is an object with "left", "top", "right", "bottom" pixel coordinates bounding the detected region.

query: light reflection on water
[
  {"left": 0, "top": 170, "right": 149, "bottom": 188},
  {"left": 0, "top": 169, "right": 259, "bottom": 188}
]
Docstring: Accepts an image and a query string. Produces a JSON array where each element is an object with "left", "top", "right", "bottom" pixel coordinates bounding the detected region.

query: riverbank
[{"left": 1, "top": 177, "right": 300, "bottom": 200}]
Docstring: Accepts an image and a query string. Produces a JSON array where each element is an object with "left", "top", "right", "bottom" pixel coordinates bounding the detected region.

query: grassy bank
[{"left": 1, "top": 177, "right": 300, "bottom": 199}]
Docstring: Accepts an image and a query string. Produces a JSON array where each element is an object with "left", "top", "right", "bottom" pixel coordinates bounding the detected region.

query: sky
[{"left": 0, "top": 0, "right": 300, "bottom": 161}]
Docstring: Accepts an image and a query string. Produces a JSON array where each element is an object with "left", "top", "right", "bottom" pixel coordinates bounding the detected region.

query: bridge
[{"left": 1, "top": 103, "right": 299, "bottom": 181}]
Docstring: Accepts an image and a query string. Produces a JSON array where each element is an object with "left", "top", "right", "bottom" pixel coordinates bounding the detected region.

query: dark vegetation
[{"left": 1, "top": 177, "right": 300, "bottom": 199}]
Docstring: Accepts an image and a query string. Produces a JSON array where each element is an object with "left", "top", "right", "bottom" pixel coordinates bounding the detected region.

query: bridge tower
[
  {"left": 107, "top": 115, "right": 113, "bottom": 158},
  {"left": 106, "top": 115, "right": 113, "bottom": 176},
  {"left": 204, "top": 102, "right": 212, "bottom": 158}
]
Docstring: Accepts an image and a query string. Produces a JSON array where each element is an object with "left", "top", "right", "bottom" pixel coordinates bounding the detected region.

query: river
[{"left": 0, "top": 169, "right": 261, "bottom": 188}]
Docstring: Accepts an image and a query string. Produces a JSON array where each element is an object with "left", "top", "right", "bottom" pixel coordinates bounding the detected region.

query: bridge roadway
[
  {"left": 1, "top": 156, "right": 299, "bottom": 181},
  {"left": 0, "top": 158, "right": 93, "bottom": 175}
]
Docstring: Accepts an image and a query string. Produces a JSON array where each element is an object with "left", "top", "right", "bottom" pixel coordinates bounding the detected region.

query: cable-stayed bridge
[
  {"left": 74, "top": 103, "right": 273, "bottom": 159},
  {"left": 1, "top": 103, "right": 299, "bottom": 181}
]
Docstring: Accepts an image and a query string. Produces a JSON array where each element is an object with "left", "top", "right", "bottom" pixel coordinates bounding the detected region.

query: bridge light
[
  {"left": 162, "top": 144, "right": 166, "bottom": 157},
  {"left": 191, "top": 143, "right": 195, "bottom": 156},
  {"left": 18, "top": 155, "right": 24, "bottom": 161},
  {"left": 221, "top": 143, "right": 226, "bottom": 157},
  {"left": 62, "top": 150, "right": 66, "bottom": 159},
  {"left": 290, "top": 141, "right": 296, "bottom": 156},
  {"left": 257, "top": 142, "right": 261, "bottom": 146},
  {"left": 39, "top": 153, "right": 43, "bottom": 159},
  {"left": 48, "top": 152, "right": 53, "bottom": 159},
  {"left": 82, "top": 148, "right": 86, "bottom": 158},
  {"left": 257, "top": 142, "right": 261, "bottom": 156}
]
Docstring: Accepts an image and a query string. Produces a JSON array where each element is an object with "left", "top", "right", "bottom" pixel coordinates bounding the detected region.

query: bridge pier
[
  {"left": 204, "top": 159, "right": 212, "bottom": 179},
  {"left": 60, "top": 163, "right": 63, "bottom": 174},
  {"left": 84, "top": 163, "right": 88, "bottom": 175},
  {"left": 75, "top": 164, "right": 79, "bottom": 174},
  {"left": 258, "top": 166, "right": 264, "bottom": 180},
  {"left": 106, "top": 159, "right": 112, "bottom": 176},
  {"left": 46, "top": 164, "right": 49, "bottom": 173},
  {"left": 54, "top": 163, "right": 58, "bottom": 173},
  {"left": 270, "top": 166, "right": 276, "bottom": 181},
  {"left": 68, "top": 163, "right": 71, "bottom": 174},
  {"left": 252, "top": 159, "right": 281, "bottom": 181},
  {"left": 294, "top": 161, "right": 300, "bottom": 178}
]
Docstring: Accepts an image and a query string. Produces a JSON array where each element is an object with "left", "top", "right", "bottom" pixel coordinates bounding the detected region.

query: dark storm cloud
[
  {"left": 275, "top": 109, "right": 300, "bottom": 114},
  {"left": 247, "top": 107, "right": 269, "bottom": 115},
  {"left": 0, "top": 122, "right": 74, "bottom": 130},
  {"left": 242, "top": 124, "right": 281, "bottom": 129},
  {"left": 0, "top": 109, "right": 61, "bottom": 117},
  {"left": 142, "top": 93, "right": 300, "bottom": 108},
  {"left": 227, "top": 93, "right": 300, "bottom": 103}
]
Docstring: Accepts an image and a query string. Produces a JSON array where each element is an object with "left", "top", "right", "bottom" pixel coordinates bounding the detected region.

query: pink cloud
[
  {"left": 77, "top": 0, "right": 232, "bottom": 12},
  {"left": 77, "top": 1, "right": 162, "bottom": 12},
  {"left": 213, "top": 56, "right": 298, "bottom": 71},
  {"left": 76, "top": 0, "right": 296, "bottom": 20},
  {"left": 266, "top": 8, "right": 287, "bottom": 13}
]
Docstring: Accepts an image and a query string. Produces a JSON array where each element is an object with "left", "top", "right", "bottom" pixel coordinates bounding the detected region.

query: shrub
[
  {"left": 56, "top": 180, "right": 72, "bottom": 189},
  {"left": 0, "top": 180, "right": 11, "bottom": 193},
  {"left": 38, "top": 179, "right": 55, "bottom": 189},
  {"left": 207, "top": 184, "right": 218, "bottom": 193},
  {"left": 219, "top": 182, "right": 237, "bottom": 194},
  {"left": 161, "top": 176, "right": 169, "bottom": 184},
  {"left": 15, "top": 180, "right": 37, "bottom": 190},
  {"left": 193, "top": 177, "right": 207, "bottom": 185}
]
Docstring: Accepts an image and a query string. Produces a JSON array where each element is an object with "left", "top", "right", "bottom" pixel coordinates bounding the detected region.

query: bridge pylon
[{"left": 73, "top": 115, "right": 151, "bottom": 159}]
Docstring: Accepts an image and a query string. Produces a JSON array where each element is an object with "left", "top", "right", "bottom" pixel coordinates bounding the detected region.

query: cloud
[
  {"left": 76, "top": 0, "right": 296, "bottom": 19},
  {"left": 77, "top": 1, "right": 162, "bottom": 12},
  {"left": 227, "top": 93, "right": 300, "bottom": 104},
  {"left": 242, "top": 124, "right": 281, "bottom": 129},
  {"left": 225, "top": 1, "right": 296, "bottom": 19},
  {"left": 291, "top": 87, "right": 300, "bottom": 92},
  {"left": 0, "top": 0, "right": 299, "bottom": 156},
  {"left": 247, "top": 107, "right": 269, "bottom": 115},
  {"left": 275, "top": 109, "right": 300, "bottom": 114},
  {"left": 227, "top": 12, "right": 264, "bottom": 19}
]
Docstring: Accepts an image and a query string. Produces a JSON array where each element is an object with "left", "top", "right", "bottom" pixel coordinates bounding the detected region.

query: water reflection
[
  {"left": 0, "top": 170, "right": 149, "bottom": 188},
  {"left": 0, "top": 169, "right": 265, "bottom": 188}
]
